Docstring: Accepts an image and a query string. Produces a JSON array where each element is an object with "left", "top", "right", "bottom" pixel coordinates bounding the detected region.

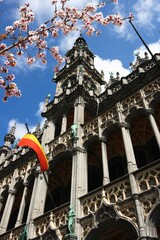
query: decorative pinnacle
[
  {"left": 4, "top": 123, "right": 16, "bottom": 145},
  {"left": 9, "top": 122, "right": 16, "bottom": 136},
  {"left": 47, "top": 93, "right": 51, "bottom": 99},
  {"left": 80, "top": 30, "right": 83, "bottom": 38}
]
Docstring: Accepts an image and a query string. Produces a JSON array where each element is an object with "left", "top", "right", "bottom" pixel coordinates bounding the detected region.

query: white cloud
[
  {"left": 94, "top": 55, "right": 130, "bottom": 93},
  {"left": 109, "top": 1, "right": 133, "bottom": 41},
  {"left": 7, "top": 100, "right": 46, "bottom": 141},
  {"left": 60, "top": 31, "right": 80, "bottom": 52},
  {"left": 35, "top": 101, "right": 46, "bottom": 129},
  {"left": 107, "top": 0, "right": 160, "bottom": 41},
  {"left": 36, "top": 101, "right": 45, "bottom": 117},
  {"left": 133, "top": 0, "right": 160, "bottom": 28},
  {"left": 7, "top": 118, "right": 46, "bottom": 142},
  {"left": 113, "top": 22, "right": 133, "bottom": 41},
  {"left": 8, "top": 119, "right": 30, "bottom": 140},
  {"left": 94, "top": 55, "right": 130, "bottom": 83},
  {"left": 13, "top": 55, "right": 47, "bottom": 73},
  {"left": 11, "top": 0, "right": 99, "bottom": 24},
  {"left": 133, "top": 40, "right": 160, "bottom": 62}
]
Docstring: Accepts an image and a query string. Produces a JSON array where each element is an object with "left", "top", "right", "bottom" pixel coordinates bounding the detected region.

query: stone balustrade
[{"left": 0, "top": 160, "right": 159, "bottom": 239}]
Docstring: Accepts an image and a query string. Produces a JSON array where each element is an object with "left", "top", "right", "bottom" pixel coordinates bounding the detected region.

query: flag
[{"left": 18, "top": 133, "right": 49, "bottom": 172}]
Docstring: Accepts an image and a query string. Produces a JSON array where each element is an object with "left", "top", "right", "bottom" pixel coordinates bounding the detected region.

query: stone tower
[{"left": 0, "top": 37, "right": 160, "bottom": 240}]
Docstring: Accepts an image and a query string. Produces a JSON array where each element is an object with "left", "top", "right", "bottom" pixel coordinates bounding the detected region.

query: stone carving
[
  {"left": 71, "top": 123, "right": 78, "bottom": 139},
  {"left": 137, "top": 166, "right": 160, "bottom": 193},
  {"left": 67, "top": 206, "right": 76, "bottom": 234},
  {"left": 96, "top": 204, "right": 119, "bottom": 224},
  {"left": 52, "top": 144, "right": 66, "bottom": 157},
  {"left": 120, "top": 206, "right": 137, "bottom": 223}
]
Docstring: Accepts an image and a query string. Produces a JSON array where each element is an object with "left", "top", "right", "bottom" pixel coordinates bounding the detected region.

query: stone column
[
  {"left": 0, "top": 189, "right": 16, "bottom": 233},
  {"left": 147, "top": 111, "right": 160, "bottom": 149},
  {"left": 117, "top": 102, "right": 138, "bottom": 173},
  {"left": 0, "top": 152, "right": 5, "bottom": 165},
  {"left": 31, "top": 170, "right": 48, "bottom": 219},
  {"left": 117, "top": 99, "right": 147, "bottom": 240},
  {"left": 15, "top": 181, "right": 29, "bottom": 227},
  {"left": 26, "top": 168, "right": 39, "bottom": 224},
  {"left": 41, "top": 119, "right": 55, "bottom": 153},
  {"left": 70, "top": 147, "right": 87, "bottom": 239},
  {"left": 70, "top": 148, "right": 88, "bottom": 208},
  {"left": 61, "top": 114, "right": 67, "bottom": 134},
  {"left": 70, "top": 97, "right": 87, "bottom": 238},
  {"left": 0, "top": 196, "right": 4, "bottom": 213},
  {"left": 131, "top": 190, "right": 146, "bottom": 238},
  {"left": 46, "top": 119, "right": 56, "bottom": 143},
  {"left": 140, "top": 90, "right": 160, "bottom": 150},
  {"left": 100, "top": 137, "right": 110, "bottom": 185}
]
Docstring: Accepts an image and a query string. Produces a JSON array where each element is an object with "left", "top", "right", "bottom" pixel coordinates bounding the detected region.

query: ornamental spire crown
[{"left": 4, "top": 123, "right": 16, "bottom": 146}]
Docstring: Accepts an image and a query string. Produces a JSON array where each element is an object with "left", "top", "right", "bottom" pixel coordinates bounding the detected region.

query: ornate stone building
[{"left": 0, "top": 37, "right": 160, "bottom": 240}]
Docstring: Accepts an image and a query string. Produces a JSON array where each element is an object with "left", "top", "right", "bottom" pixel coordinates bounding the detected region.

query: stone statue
[
  {"left": 71, "top": 123, "right": 78, "bottom": 139},
  {"left": 67, "top": 206, "right": 76, "bottom": 234},
  {"left": 19, "top": 225, "right": 28, "bottom": 240}
]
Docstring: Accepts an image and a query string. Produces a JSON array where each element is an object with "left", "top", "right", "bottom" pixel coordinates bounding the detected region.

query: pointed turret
[
  {"left": 0, "top": 123, "right": 16, "bottom": 166},
  {"left": 33, "top": 123, "right": 41, "bottom": 137},
  {"left": 42, "top": 93, "right": 51, "bottom": 114},
  {"left": 51, "top": 36, "right": 105, "bottom": 107},
  {"left": 65, "top": 35, "right": 94, "bottom": 69},
  {"left": 4, "top": 123, "right": 16, "bottom": 147}
]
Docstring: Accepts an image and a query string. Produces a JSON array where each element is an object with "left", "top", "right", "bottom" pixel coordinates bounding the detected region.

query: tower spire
[
  {"left": 4, "top": 123, "right": 16, "bottom": 147},
  {"left": 42, "top": 93, "right": 51, "bottom": 113},
  {"left": 9, "top": 122, "right": 16, "bottom": 136}
]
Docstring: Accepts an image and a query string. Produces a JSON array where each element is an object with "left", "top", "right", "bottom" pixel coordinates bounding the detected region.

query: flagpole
[
  {"left": 25, "top": 123, "right": 30, "bottom": 134},
  {"left": 43, "top": 171, "right": 56, "bottom": 208},
  {"left": 24, "top": 123, "right": 56, "bottom": 208},
  {"left": 129, "top": 20, "right": 160, "bottom": 68}
]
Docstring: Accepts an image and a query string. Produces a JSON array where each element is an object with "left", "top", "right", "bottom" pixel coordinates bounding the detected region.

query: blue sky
[{"left": 0, "top": 0, "right": 160, "bottom": 146}]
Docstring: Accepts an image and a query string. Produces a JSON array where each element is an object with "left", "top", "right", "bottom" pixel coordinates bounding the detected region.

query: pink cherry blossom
[
  {"left": 60, "top": 0, "right": 67, "bottom": 4},
  {"left": 129, "top": 12, "right": 134, "bottom": 21},
  {"left": 6, "top": 74, "right": 15, "bottom": 81},
  {"left": 27, "top": 57, "right": 36, "bottom": 64},
  {"left": 113, "top": 13, "right": 123, "bottom": 25},
  {"left": 51, "top": 0, "right": 58, "bottom": 4},
  {"left": 3, "top": 83, "right": 22, "bottom": 102},
  {"left": 17, "top": 50, "right": 24, "bottom": 56},
  {"left": 85, "top": 3, "right": 96, "bottom": 12},
  {"left": 13, "top": 20, "right": 20, "bottom": 28},
  {"left": 0, "top": 43, "right": 7, "bottom": 53},
  {"left": 42, "top": 59, "right": 47, "bottom": 64},
  {"left": 0, "top": 67, "right": 8, "bottom": 74},
  {"left": 0, "top": 77, "right": 6, "bottom": 88},
  {"left": 5, "top": 26, "right": 14, "bottom": 34},
  {"left": 37, "top": 39, "right": 47, "bottom": 50},
  {"left": 51, "top": 29, "right": 59, "bottom": 37},
  {"left": 0, "top": 0, "right": 124, "bottom": 101},
  {"left": 36, "top": 52, "right": 46, "bottom": 59}
]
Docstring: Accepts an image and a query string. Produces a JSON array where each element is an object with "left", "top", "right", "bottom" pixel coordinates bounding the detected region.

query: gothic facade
[{"left": 0, "top": 37, "right": 160, "bottom": 240}]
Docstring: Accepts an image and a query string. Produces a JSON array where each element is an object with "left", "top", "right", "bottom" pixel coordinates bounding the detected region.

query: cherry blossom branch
[{"left": 0, "top": 0, "right": 129, "bottom": 102}]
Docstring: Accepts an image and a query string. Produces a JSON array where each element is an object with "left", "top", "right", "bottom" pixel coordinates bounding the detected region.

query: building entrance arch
[{"left": 85, "top": 204, "right": 139, "bottom": 240}]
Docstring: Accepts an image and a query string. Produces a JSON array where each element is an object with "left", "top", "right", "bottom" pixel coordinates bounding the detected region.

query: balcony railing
[{"left": 1, "top": 160, "right": 159, "bottom": 239}]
